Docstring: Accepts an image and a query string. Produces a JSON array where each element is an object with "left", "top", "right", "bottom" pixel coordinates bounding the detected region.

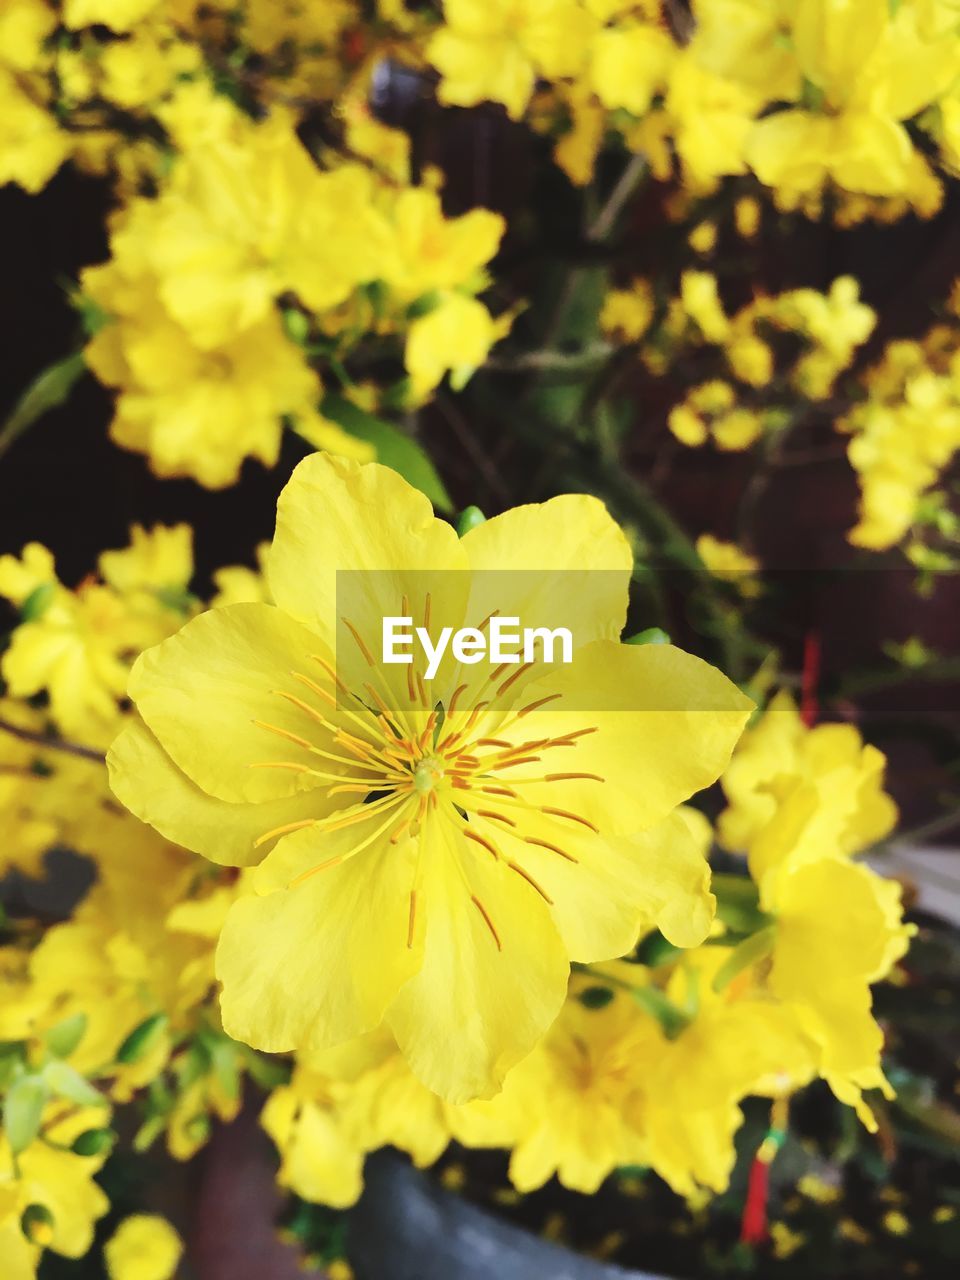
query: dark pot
[{"left": 346, "top": 1152, "right": 668, "bottom": 1280}]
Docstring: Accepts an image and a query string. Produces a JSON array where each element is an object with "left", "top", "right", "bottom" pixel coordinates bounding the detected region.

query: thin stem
[
  {"left": 0, "top": 717, "right": 105, "bottom": 764},
  {"left": 586, "top": 153, "right": 647, "bottom": 243}
]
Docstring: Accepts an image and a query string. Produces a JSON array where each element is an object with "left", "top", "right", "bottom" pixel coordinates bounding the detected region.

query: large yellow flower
[{"left": 109, "top": 455, "right": 750, "bottom": 1101}]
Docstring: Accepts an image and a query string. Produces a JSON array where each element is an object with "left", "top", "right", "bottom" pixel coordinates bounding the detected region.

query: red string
[
  {"left": 740, "top": 1152, "right": 771, "bottom": 1245},
  {"left": 800, "top": 630, "right": 821, "bottom": 728}
]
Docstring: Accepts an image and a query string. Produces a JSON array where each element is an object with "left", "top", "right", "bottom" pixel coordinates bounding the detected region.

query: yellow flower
[
  {"left": 0, "top": 700, "right": 60, "bottom": 879},
  {"left": 0, "top": 0, "right": 56, "bottom": 73},
  {"left": 696, "top": 535, "right": 761, "bottom": 596},
  {"left": 764, "top": 856, "right": 912, "bottom": 1127},
  {"left": 600, "top": 280, "right": 655, "bottom": 342},
  {"left": 0, "top": 1107, "right": 110, "bottom": 1276},
  {"left": 588, "top": 21, "right": 674, "bottom": 116},
  {"left": 380, "top": 187, "right": 505, "bottom": 305},
  {"left": 680, "top": 271, "right": 730, "bottom": 342},
  {"left": 429, "top": 0, "right": 594, "bottom": 121},
  {"left": 110, "top": 453, "right": 751, "bottom": 1101},
  {"left": 98, "top": 524, "right": 193, "bottom": 598},
  {"left": 0, "top": 68, "right": 71, "bottom": 193},
  {"left": 62, "top": 0, "right": 162, "bottom": 34},
  {"left": 104, "top": 1215, "right": 183, "bottom": 1280},
  {"left": 405, "top": 293, "right": 505, "bottom": 398},
  {"left": 719, "top": 691, "right": 898, "bottom": 885}
]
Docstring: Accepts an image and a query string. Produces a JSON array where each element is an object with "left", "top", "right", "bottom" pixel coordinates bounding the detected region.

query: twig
[
  {"left": 586, "top": 153, "right": 647, "bottom": 243},
  {"left": 0, "top": 717, "right": 105, "bottom": 764},
  {"left": 434, "top": 393, "right": 510, "bottom": 503}
]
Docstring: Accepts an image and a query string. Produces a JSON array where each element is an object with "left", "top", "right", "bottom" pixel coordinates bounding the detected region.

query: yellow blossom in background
[
  {"left": 104, "top": 1215, "right": 183, "bottom": 1280},
  {"left": 600, "top": 279, "right": 655, "bottom": 342},
  {"left": 109, "top": 454, "right": 751, "bottom": 1102},
  {"left": 429, "top": 0, "right": 594, "bottom": 121},
  {"left": 695, "top": 535, "right": 761, "bottom": 597}
]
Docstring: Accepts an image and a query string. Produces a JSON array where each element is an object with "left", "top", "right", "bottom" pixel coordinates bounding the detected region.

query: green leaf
[
  {"left": 321, "top": 393, "right": 453, "bottom": 513},
  {"left": 71, "top": 1127, "right": 115, "bottom": 1157},
  {"left": 42, "top": 1060, "right": 107, "bottom": 1108},
  {"left": 210, "top": 1039, "right": 241, "bottom": 1103},
  {"left": 116, "top": 1012, "right": 168, "bottom": 1065},
  {"left": 711, "top": 926, "right": 776, "bottom": 993},
  {"left": 20, "top": 581, "right": 57, "bottom": 622},
  {"left": 0, "top": 352, "right": 86, "bottom": 462},
  {"left": 3, "top": 1075, "right": 47, "bottom": 1154},
  {"left": 44, "top": 1013, "right": 88, "bottom": 1060}
]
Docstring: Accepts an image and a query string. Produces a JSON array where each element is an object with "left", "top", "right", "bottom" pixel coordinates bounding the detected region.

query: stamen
[
  {"left": 471, "top": 896, "right": 502, "bottom": 950},
  {"left": 476, "top": 809, "right": 516, "bottom": 827},
  {"left": 445, "top": 684, "right": 468, "bottom": 721},
  {"left": 423, "top": 592, "right": 432, "bottom": 631},
  {"left": 274, "top": 689, "right": 330, "bottom": 728},
  {"left": 494, "top": 755, "right": 541, "bottom": 770},
  {"left": 517, "top": 693, "right": 563, "bottom": 717},
  {"left": 254, "top": 818, "right": 317, "bottom": 849},
  {"left": 407, "top": 890, "right": 417, "bottom": 948},
  {"left": 496, "top": 661, "right": 535, "bottom": 698},
  {"left": 310, "top": 653, "right": 349, "bottom": 695},
  {"left": 363, "top": 682, "right": 395, "bottom": 721},
  {"left": 476, "top": 738, "right": 511, "bottom": 748},
  {"left": 248, "top": 761, "right": 313, "bottom": 774},
  {"left": 341, "top": 616, "right": 376, "bottom": 666},
  {"left": 252, "top": 720, "right": 311, "bottom": 750},
  {"left": 541, "top": 806, "right": 599, "bottom": 833},
  {"left": 524, "top": 835, "right": 578, "bottom": 864},
  {"left": 482, "top": 785, "right": 518, "bottom": 798},
  {"left": 416, "top": 672, "right": 428, "bottom": 706},
  {"left": 544, "top": 772, "right": 604, "bottom": 782},
  {"left": 463, "top": 828, "right": 501, "bottom": 860},
  {"left": 290, "top": 671, "right": 338, "bottom": 709},
  {"left": 508, "top": 861, "right": 553, "bottom": 904},
  {"left": 289, "top": 853, "right": 345, "bottom": 884}
]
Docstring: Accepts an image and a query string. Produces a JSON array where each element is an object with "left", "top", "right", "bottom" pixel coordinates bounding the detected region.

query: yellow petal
[
  {"left": 216, "top": 826, "right": 422, "bottom": 1053},
  {"left": 386, "top": 815, "right": 569, "bottom": 1102},
  {"left": 108, "top": 718, "right": 333, "bottom": 866},
  {"left": 514, "top": 640, "right": 753, "bottom": 836},
  {"left": 128, "top": 602, "right": 332, "bottom": 804}
]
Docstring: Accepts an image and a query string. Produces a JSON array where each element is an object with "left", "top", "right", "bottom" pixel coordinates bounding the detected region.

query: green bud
[
  {"left": 21, "top": 1203, "right": 55, "bottom": 1246},
  {"left": 456, "top": 506, "right": 486, "bottom": 536},
  {"left": 626, "top": 627, "right": 670, "bottom": 646},
  {"left": 71, "top": 1127, "right": 115, "bottom": 1157}
]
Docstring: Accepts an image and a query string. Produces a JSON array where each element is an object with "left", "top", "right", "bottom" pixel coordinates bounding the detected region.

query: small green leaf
[
  {"left": 210, "top": 1039, "right": 241, "bottom": 1103},
  {"left": 4, "top": 1075, "right": 48, "bottom": 1154},
  {"left": 116, "top": 1012, "right": 169, "bottom": 1065},
  {"left": 71, "top": 1127, "right": 115, "bottom": 1157},
  {"left": 456, "top": 505, "right": 486, "bottom": 536},
  {"left": 44, "top": 1013, "right": 88, "bottom": 1060},
  {"left": 322, "top": 393, "right": 453, "bottom": 513},
  {"left": 0, "top": 352, "right": 86, "bottom": 462},
  {"left": 711, "top": 925, "right": 777, "bottom": 993},
  {"left": 20, "top": 581, "right": 57, "bottom": 622},
  {"left": 42, "top": 1060, "right": 106, "bottom": 1108},
  {"left": 626, "top": 627, "right": 671, "bottom": 646}
]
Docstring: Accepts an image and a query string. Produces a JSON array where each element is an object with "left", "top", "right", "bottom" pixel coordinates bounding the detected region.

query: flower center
[{"left": 413, "top": 755, "right": 444, "bottom": 795}]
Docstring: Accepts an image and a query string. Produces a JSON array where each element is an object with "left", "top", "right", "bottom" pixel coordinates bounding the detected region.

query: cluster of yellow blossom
[
  {"left": 429, "top": 0, "right": 960, "bottom": 217},
  {"left": 257, "top": 689, "right": 907, "bottom": 1208},
  {"left": 0, "top": 460, "right": 914, "bottom": 1274},
  {"left": 596, "top": 271, "right": 876, "bottom": 450},
  {"left": 80, "top": 104, "right": 507, "bottom": 486},
  {"left": 841, "top": 303, "right": 960, "bottom": 552}
]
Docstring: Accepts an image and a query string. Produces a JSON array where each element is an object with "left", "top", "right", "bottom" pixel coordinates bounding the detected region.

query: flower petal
[
  {"left": 128, "top": 602, "right": 334, "bottom": 804},
  {"left": 108, "top": 718, "right": 334, "bottom": 866},
  {"left": 216, "top": 826, "right": 422, "bottom": 1053},
  {"left": 386, "top": 815, "right": 569, "bottom": 1103},
  {"left": 508, "top": 640, "right": 753, "bottom": 836}
]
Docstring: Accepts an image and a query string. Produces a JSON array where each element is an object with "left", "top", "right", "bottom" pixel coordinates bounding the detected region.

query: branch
[{"left": 0, "top": 717, "right": 105, "bottom": 764}]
